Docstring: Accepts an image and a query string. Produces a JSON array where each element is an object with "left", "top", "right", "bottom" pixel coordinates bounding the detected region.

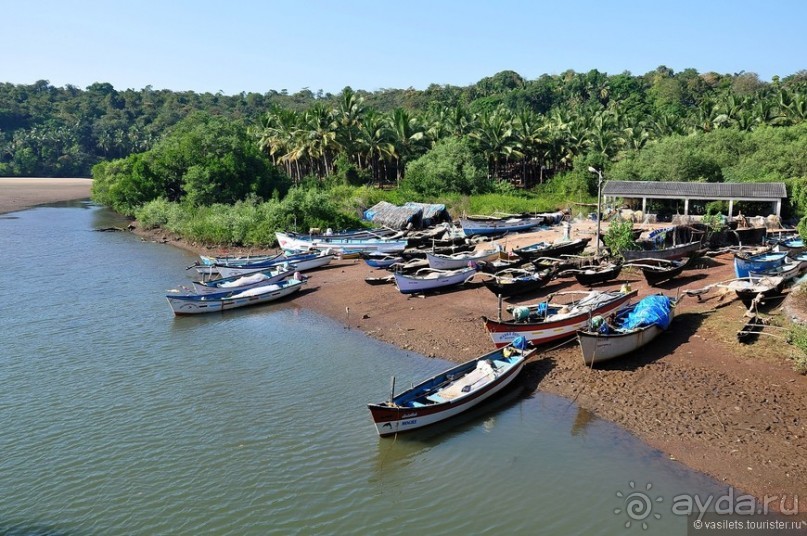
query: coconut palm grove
[{"left": 2, "top": 67, "right": 807, "bottom": 244}]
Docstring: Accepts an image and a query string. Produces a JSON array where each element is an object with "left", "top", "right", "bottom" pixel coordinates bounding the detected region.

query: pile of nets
[{"left": 619, "top": 295, "right": 674, "bottom": 331}]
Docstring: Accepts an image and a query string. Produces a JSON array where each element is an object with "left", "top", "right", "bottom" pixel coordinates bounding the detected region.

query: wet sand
[
  {"left": 9, "top": 179, "right": 806, "bottom": 513},
  {"left": 0, "top": 178, "right": 92, "bottom": 215}
]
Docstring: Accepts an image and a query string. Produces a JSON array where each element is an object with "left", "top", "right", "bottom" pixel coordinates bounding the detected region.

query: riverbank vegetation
[{"left": 3, "top": 68, "right": 807, "bottom": 245}]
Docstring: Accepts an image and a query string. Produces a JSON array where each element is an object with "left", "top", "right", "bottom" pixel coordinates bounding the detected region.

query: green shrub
[
  {"left": 787, "top": 324, "right": 807, "bottom": 374},
  {"left": 401, "top": 137, "right": 489, "bottom": 197},
  {"left": 603, "top": 218, "right": 636, "bottom": 259}
]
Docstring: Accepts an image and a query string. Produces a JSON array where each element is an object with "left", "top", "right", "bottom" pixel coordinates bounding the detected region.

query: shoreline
[
  {"left": 137, "top": 221, "right": 807, "bottom": 514},
  {"left": 0, "top": 177, "right": 93, "bottom": 215},
  {"left": 6, "top": 178, "right": 806, "bottom": 513}
]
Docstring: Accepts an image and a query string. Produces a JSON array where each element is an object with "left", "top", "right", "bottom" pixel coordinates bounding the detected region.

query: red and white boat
[
  {"left": 482, "top": 289, "right": 638, "bottom": 348},
  {"left": 368, "top": 339, "right": 535, "bottom": 436}
]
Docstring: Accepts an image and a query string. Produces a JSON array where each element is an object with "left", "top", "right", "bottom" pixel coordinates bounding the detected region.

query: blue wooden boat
[
  {"left": 459, "top": 217, "right": 544, "bottom": 236},
  {"left": 363, "top": 253, "right": 403, "bottom": 269},
  {"left": 734, "top": 251, "right": 788, "bottom": 278},
  {"left": 775, "top": 237, "right": 806, "bottom": 258},
  {"left": 166, "top": 278, "right": 306, "bottom": 315}
]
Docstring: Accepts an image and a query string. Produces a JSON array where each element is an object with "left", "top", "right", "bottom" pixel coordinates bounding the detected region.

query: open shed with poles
[{"left": 602, "top": 181, "right": 787, "bottom": 219}]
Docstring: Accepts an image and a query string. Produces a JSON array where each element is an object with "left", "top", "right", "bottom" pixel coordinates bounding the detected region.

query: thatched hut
[{"left": 363, "top": 201, "right": 450, "bottom": 229}]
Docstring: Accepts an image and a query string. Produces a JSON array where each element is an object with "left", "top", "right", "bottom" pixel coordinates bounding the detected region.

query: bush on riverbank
[{"left": 135, "top": 188, "right": 363, "bottom": 246}]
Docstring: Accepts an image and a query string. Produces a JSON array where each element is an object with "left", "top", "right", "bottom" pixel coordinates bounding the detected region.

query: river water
[{"left": 0, "top": 202, "right": 726, "bottom": 535}]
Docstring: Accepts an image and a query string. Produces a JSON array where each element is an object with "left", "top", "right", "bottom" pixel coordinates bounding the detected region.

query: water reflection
[
  {"left": 370, "top": 383, "right": 528, "bottom": 480},
  {"left": 571, "top": 406, "right": 598, "bottom": 437}
]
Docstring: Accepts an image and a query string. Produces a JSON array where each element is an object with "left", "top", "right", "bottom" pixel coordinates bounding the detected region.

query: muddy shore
[
  {"left": 5, "top": 179, "right": 805, "bottom": 513},
  {"left": 146, "top": 221, "right": 807, "bottom": 514}
]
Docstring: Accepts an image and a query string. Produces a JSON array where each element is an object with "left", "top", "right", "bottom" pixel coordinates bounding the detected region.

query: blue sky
[{"left": 3, "top": 0, "right": 805, "bottom": 95}]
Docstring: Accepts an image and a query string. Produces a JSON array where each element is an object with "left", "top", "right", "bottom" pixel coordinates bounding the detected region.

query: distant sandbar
[{"left": 0, "top": 178, "right": 93, "bottom": 215}]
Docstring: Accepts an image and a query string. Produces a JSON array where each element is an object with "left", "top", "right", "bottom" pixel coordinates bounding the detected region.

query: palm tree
[
  {"left": 388, "top": 108, "right": 426, "bottom": 183},
  {"left": 472, "top": 107, "right": 521, "bottom": 180},
  {"left": 334, "top": 87, "right": 365, "bottom": 166},
  {"left": 357, "top": 109, "right": 394, "bottom": 182}
]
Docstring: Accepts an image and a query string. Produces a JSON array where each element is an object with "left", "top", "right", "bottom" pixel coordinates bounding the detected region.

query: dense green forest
[{"left": 4, "top": 66, "right": 807, "bottom": 245}]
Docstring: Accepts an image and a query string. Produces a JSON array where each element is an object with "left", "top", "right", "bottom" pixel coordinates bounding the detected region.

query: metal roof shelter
[{"left": 602, "top": 181, "right": 786, "bottom": 217}]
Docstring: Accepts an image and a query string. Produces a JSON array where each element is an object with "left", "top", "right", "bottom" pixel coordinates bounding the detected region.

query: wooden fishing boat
[
  {"left": 774, "top": 237, "right": 806, "bottom": 258},
  {"left": 731, "top": 276, "right": 786, "bottom": 308},
  {"left": 573, "top": 262, "right": 622, "bottom": 287},
  {"left": 513, "top": 238, "right": 590, "bottom": 261},
  {"left": 363, "top": 253, "right": 403, "bottom": 269},
  {"left": 364, "top": 274, "right": 396, "bottom": 285},
  {"left": 367, "top": 338, "right": 535, "bottom": 436},
  {"left": 459, "top": 217, "right": 544, "bottom": 236},
  {"left": 733, "top": 251, "right": 787, "bottom": 278},
  {"left": 215, "top": 251, "right": 335, "bottom": 278},
  {"left": 628, "top": 257, "right": 690, "bottom": 286},
  {"left": 577, "top": 294, "right": 676, "bottom": 365},
  {"left": 477, "top": 250, "right": 531, "bottom": 274},
  {"left": 166, "top": 278, "right": 306, "bottom": 315},
  {"left": 533, "top": 255, "right": 601, "bottom": 275},
  {"left": 482, "top": 267, "right": 556, "bottom": 298},
  {"left": 749, "top": 256, "right": 807, "bottom": 282},
  {"left": 426, "top": 247, "right": 501, "bottom": 270},
  {"left": 188, "top": 264, "right": 295, "bottom": 294},
  {"left": 275, "top": 231, "right": 407, "bottom": 254},
  {"left": 198, "top": 252, "right": 281, "bottom": 267},
  {"left": 393, "top": 267, "right": 477, "bottom": 294},
  {"left": 482, "top": 289, "right": 638, "bottom": 348},
  {"left": 622, "top": 240, "right": 703, "bottom": 261}
]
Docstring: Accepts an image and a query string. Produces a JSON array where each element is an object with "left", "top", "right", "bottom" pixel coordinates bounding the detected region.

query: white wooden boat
[
  {"left": 275, "top": 231, "right": 407, "bottom": 254},
  {"left": 215, "top": 251, "right": 334, "bottom": 278},
  {"left": 368, "top": 339, "right": 535, "bottom": 436},
  {"left": 425, "top": 246, "right": 500, "bottom": 270},
  {"left": 188, "top": 265, "right": 295, "bottom": 294},
  {"left": 166, "top": 278, "right": 305, "bottom": 315},
  {"left": 393, "top": 267, "right": 476, "bottom": 294},
  {"left": 577, "top": 294, "right": 676, "bottom": 365}
]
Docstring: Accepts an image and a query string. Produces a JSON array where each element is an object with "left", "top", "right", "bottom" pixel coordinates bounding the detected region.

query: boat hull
[
  {"left": 216, "top": 253, "right": 334, "bottom": 278},
  {"left": 393, "top": 267, "right": 476, "bottom": 294},
  {"left": 459, "top": 217, "right": 543, "bottom": 236},
  {"left": 190, "top": 267, "right": 294, "bottom": 294},
  {"left": 483, "top": 290, "right": 637, "bottom": 348},
  {"left": 425, "top": 249, "right": 499, "bottom": 270},
  {"left": 482, "top": 271, "right": 555, "bottom": 298},
  {"left": 733, "top": 252, "right": 787, "bottom": 278},
  {"left": 514, "top": 239, "right": 590, "bottom": 260},
  {"left": 368, "top": 346, "right": 532, "bottom": 436},
  {"left": 622, "top": 241, "right": 702, "bottom": 261},
  {"left": 578, "top": 323, "right": 667, "bottom": 365},
  {"left": 167, "top": 278, "right": 304, "bottom": 315},
  {"left": 276, "top": 231, "right": 407, "bottom": 254},
  {"left": 574, "top": 264, "right": 622, "bottom": 286}
]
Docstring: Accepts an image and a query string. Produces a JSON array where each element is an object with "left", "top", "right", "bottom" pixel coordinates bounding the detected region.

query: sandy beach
[
  {"left": 7, "top": 178, "right": 806, "bottom": 513},
  {"left": 0, "top": 177, "right": 93, "bottom": 215}
]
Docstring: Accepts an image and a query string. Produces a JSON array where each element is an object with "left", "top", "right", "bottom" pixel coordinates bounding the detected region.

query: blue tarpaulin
[{"left": 619, "top": 295, "right": 674, "bottom": 331}]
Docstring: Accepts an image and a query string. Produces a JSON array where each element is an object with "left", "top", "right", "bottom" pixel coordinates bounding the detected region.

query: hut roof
[
  {"left": 363, "top": 201, "right": 451, "bottom": 229},
  {"left": 363, "top": 201, "right": 422, "bottom": 229},
  {"left": 603, "top": 181, "right": 786, "bottom": 200}
]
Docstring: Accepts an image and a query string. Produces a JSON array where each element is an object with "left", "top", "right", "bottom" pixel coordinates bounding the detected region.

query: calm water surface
[{"left": 0, "top": 203, "right": 725, "bottom": 535}]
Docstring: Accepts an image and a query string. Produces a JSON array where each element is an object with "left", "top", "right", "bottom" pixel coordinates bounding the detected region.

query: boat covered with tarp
[{"left": 577, "top": 294, "right": 676, "bottom": 365}]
